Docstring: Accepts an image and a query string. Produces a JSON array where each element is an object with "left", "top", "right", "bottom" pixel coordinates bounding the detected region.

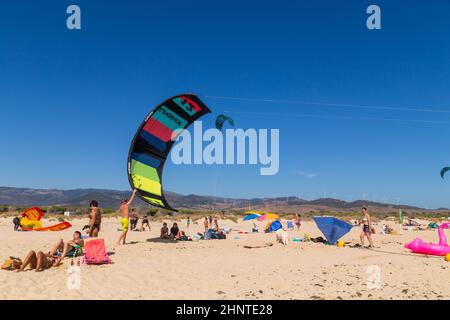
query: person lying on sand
[
  {"left": 49, "top": 231, "right": 84, "bottom": 261},
  {"left": 160, "top": 222, "right": 170, "bottom": 239},
  {"left": 176, "top": 231, "right": 192, "bottom": 241},
  {"left": 17, "top": 250, "right": 60, "bottom": 272}
]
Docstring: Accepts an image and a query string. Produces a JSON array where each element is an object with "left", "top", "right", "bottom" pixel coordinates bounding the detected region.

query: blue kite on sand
[{"left": 312, "top": 217, "right": 353, "bottom": 245}]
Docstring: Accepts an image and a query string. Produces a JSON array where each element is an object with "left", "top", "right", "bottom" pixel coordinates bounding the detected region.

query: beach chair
[
  {"left": 83, "top": 237, "right": 111, "bottom": 265},
  {"left": 57, "top": 244, "right": 82, "bottom": 258}
]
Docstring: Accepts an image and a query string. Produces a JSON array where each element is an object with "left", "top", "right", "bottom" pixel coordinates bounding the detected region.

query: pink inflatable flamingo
[{"left": 405, "top": 222, "right": 450, "bottom": 256}]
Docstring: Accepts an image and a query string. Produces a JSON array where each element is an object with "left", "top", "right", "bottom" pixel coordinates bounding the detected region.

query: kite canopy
[
  {"left": 22, "top": 207, "right": 44, "bottom": 222},
  {"left": 258, "top": 213, "right": 279, "bottom": 221},
  {"left": 312, "top": 216, "right": 353, "bottom": 245},
  {"left": 19, "top": 207, "right": 72, "bottom": 232},
  {"left": 215, "top": 114, "right": 234, "bottom": 131},
  {"left": 243, "top": 213, "right": 261, "bottom": 221},
  {"left": 128, "top": 94, "right": 211, "bottom": 211},
  {"left": 441, "top": 167, "right": 450, "bottom": 179},
  {"left": 265, "top": 220, "right": 283, "bottom": 232}
]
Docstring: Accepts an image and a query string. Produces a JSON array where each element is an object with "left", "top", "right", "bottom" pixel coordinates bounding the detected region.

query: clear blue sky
[{"left": 1, "top": 0, "right": 450, "bottom": 208}]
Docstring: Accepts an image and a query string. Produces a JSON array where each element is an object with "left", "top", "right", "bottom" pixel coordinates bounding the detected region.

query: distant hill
[{"left": 0, "top": 186, "right": 448, "bottom": 215}]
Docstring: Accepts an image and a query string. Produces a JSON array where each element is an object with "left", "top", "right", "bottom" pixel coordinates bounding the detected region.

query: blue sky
[{"left": 1, "top": 0, "right": 450, "bottom": 208}]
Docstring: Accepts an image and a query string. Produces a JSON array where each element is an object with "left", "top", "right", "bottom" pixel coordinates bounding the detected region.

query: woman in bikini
[
  {"left": 360, "top": 207, "right": 374, "bottom": 248},
  {"left": 17, "top": 250, "right": 60, "bottom": 272},
  {"left": 88, "top": 200, "right": 101, "bottom": 237}
]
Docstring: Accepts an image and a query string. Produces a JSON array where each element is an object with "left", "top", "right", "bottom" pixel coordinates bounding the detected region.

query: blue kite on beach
[{"left": 312, "top": 216, "right": 353, "bottom": 245}]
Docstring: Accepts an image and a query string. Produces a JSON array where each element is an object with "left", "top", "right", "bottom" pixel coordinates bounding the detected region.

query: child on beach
[
  {"left": 140, "top": 215, "right": 151, "bottom": 231},
  {"left": 203, "top": 217, "right": 209, "bottom": 233}
]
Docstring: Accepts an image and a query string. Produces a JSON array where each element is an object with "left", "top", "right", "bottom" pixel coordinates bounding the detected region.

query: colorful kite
[
  {"left": 243, "top": 213, "right": 261, "bottom": 221},
  {"left": 19, "top": 207, "right": 72, "bottom": 232},
  {"left": 127, "top": 94, "right": 211, "bottom": 211},
  {"left": 215, "top": 114, "right": 234, "bottom": 131}
]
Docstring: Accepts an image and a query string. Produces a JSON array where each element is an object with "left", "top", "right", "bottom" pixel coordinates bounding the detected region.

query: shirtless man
[
  {"left": 50, "top": 231, "right": 84, "bottom": 262},
  {"left": 117, "top": 189, "right": 137, "bottom": 245}
]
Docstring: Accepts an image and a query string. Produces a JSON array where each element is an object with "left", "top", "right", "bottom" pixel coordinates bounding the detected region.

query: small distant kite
[
  {"left": 215, "top": 114, "right": 234, "bottom": 131},
  {"left": 441, "top": 167, "right": 450, "bottom": 179}
]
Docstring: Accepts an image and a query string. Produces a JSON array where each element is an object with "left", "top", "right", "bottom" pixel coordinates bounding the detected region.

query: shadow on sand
[{"left": 146, "top": 237, "right": 178, "bottom": 244}]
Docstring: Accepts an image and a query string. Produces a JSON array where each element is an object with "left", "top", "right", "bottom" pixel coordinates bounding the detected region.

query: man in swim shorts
[
  {"left": 51, "top": 231, "right": 85, "bottom": 265},
  {"left": 117, "top": 189, "right": 137, "bottom": 245}
]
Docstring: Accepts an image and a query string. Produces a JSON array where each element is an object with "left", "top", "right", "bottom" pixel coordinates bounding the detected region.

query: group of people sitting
[
  {"left": 129, "top": 212, "right": 151, "bottom": 232},
  {"left": 160, "top": 222, "right": 191, "bottom": 241}
]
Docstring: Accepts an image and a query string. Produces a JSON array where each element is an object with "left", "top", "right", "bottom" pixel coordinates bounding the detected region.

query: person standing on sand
[
  {"left": 360, "top": 207, "right": 374, "bottom": 248},
  {"left": 186, "top": 216, "right": 191, "bottom": 229},
  {"left": 204, "top": 217, "right": 209, "bottom": 233},
  {"left": 295, "top": 213, "right": 302, "bottom": 231},
  {"left": 117, "top": 189, "right": 137, "bottom": 245},
  {"left": 88, "top": 200, "right": 101, "bottom": 237}
]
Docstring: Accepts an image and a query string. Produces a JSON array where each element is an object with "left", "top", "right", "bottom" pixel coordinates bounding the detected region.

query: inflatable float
[{"left": 404, "top": 222, "right": 450, "bottom": 256}]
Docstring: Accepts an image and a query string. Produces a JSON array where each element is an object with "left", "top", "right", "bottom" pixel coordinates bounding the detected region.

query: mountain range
[{"left": 0, "top": 186, "right": 447, "bottom": 214}]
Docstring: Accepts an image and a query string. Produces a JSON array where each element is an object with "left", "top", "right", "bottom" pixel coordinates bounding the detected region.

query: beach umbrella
[
  {"left": 243, "top": 213, "right": 261, "bottom": 221},
  {"left": 312, "top": 216, "right": 353, "bottom": 245},
  {"left": 258, "top": 213, "right": 279, "bottom": 221}
]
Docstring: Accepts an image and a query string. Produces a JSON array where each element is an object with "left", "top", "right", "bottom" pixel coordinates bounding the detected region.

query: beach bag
[
  {"left": 1, "top": 257, "right": 22, "bottom": 270},
  {"left": 204, "top": 231, "right": 212, "bottom": 240},
  {"left": 83, "top": 237, "right": 111, "bottom": 265}
]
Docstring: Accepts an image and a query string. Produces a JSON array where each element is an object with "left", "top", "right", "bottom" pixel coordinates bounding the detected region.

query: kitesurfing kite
[
  {"left": 215, "top": 114, "right": 234, "bottom": 131},
  {"left": 440, "top": 167, "right": 450, "bottom": 179},
  {"left": 312, "top": 216, "right": 353, "bottom": 245},
  {"left": 127, "top": 94, "right": 211, "bottom": 211},
  {"left": 19, "top": 207, "right": 72, "bottom": 231}
]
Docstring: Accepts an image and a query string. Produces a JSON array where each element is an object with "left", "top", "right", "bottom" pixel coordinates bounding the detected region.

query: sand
[{"left": 0, "top": 216, "right": 449, "bottom": 300}]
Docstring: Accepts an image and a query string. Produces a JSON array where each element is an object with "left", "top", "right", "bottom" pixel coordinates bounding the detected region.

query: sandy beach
[{"left": 0, "top": 216, "right": 449, "bottom": 300}]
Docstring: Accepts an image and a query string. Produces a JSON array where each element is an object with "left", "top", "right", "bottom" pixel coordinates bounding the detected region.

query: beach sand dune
[{"left": 0, "top": 217, "right": 449, "bottom": 300}]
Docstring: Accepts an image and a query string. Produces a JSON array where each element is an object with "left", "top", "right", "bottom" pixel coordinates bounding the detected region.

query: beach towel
[{"left": 83, "top": 237, "right": 111, "bottom": 265}]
